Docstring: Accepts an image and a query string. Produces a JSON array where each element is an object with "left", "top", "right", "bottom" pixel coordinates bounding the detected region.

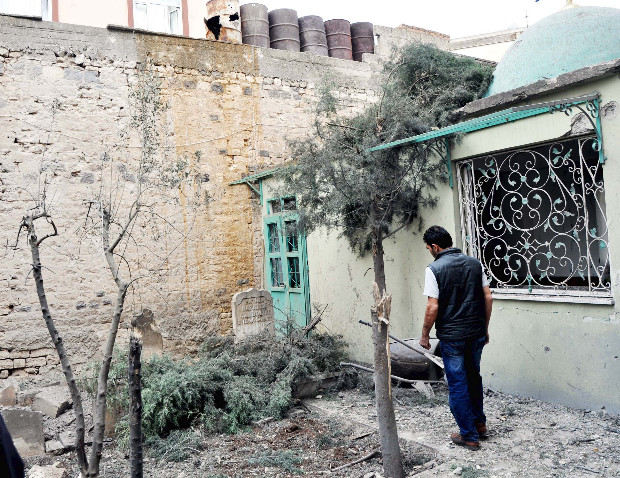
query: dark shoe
[
  {"left": 476, "top": 422, "right": 488, "bottom": 439},
  {"left": 451, "top": 433, "right": 480, "bottom": 451}
]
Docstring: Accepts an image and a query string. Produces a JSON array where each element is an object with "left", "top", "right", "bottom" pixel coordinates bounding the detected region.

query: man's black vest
[{"left": 428, "top": 248, "right": 486, "bottom": 341}]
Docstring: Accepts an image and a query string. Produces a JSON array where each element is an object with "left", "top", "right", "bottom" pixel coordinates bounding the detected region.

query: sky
[{"left": 257, "top": 0, "right": 620, "bottom": 38}]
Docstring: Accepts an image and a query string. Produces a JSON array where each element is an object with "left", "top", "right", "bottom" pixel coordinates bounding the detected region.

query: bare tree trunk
[
  {"left": 86, "top": 209, "right": 131, "bottom": 476},
  {"left": 88, "top": 284, "right": 127, "bottom": 477},
  {"left": 128, "top": 333, "right": 143, "bottom": 478},
  {"left": 370, "top": 285, "right": 404, "bottom": 478},
  {"left": 369, "top": 200, "right": 404, "bottom": 478},
  {"left": 24, "top": 216, "right": 89, "bottom": 476}
]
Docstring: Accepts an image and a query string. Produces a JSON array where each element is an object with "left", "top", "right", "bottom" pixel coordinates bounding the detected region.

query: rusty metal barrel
[
  {"left": 351, "top": 22, "right": 374, "bottom": 61},
  {"left": 205, "top": 0, "right": 242, "bottom": 44},
  {"left": 268, "top": 8, "right": 300, "bottom": 52},
  {"left": 324, "top": 19, "right": 352, "bottom": 60},
  {"left": 298, "top": 15, "right": 328, "bottom": 56},
  {"left": 240, "top": 3, "right": 270, "bottom": 47}
]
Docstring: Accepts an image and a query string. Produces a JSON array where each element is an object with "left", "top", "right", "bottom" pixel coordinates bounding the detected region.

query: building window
[
  {"left": 456, "top": 135, "right": 610, "bottom": 300},
  {"left": 0, "top": 0, "right": 52, "bottom": 20},
  {"left": 134, "top": 0, "right": 181, "bottom": 35}
]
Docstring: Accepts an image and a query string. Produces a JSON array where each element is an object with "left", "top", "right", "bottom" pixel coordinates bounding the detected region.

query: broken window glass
[
  {"left": 283, "top": 197, "right": 297, "bottom": 211},
  {"left": 271, "top": 258, "right": 284, "bottom": 287},
  {"left": 268, "top": 199, "right": 281, "bottom": 214},
  {"left": 267, "top": 223, "right": 280, "bottom": 253},
  {"left": 285, "top": 221, "right": 299, "bottom": 252},
  {"left": 288, "top": 257, "right": 301, "bottom": 289}
]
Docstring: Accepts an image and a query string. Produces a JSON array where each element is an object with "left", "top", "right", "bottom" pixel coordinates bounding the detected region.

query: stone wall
[{"left": 0, "top": 16, "right": 449, "bottom": 377}]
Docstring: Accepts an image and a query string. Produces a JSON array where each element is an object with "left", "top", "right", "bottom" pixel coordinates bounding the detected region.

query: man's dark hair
[{"left": 423, "top": 225, "right": 453, "bottom": 249}]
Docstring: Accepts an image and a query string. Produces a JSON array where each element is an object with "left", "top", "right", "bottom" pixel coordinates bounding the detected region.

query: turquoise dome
[{"left": 486, "top": 6, "right": 620, "bottom": 97}]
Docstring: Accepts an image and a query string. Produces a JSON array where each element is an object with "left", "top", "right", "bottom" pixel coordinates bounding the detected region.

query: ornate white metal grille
[{"left": 457, "top": 135, "right": 610, "bottom": 296}]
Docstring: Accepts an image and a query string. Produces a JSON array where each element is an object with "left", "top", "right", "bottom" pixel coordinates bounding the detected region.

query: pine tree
[{"left": 280, "top": 43, "right": 493, "bottom": 477}]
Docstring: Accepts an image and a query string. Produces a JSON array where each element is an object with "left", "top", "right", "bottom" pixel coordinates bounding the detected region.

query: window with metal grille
[
  {"left": 456, "top": 135, "right": 611, "bottom": 302},
  {"left": 134, "top": 0, "right": 181, "bottom": 34}
]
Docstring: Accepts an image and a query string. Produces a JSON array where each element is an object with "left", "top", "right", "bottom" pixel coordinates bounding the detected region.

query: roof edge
[{"left": 457, "top": 58, "right": 620, "bottom": 119}]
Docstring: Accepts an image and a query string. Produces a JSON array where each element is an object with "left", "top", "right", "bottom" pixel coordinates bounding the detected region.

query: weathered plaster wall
[
  {"left": 0, "top": 15, "right": 389, "bottom": 377},
  {"left": 449, "top": 75, "right": 620, "bottom": 413}
]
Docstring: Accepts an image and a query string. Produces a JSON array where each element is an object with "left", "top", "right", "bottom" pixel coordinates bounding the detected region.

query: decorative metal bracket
[{"left": 548, "top": 97, "right": 606, "bottom": 163}]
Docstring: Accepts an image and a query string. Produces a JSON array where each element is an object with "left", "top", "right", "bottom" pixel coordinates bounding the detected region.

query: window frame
[
  {"left": 0, "top": 0, "right": 51, "bottom": 20},
  {"left": 456, "top": 134, "right": 613, "bottom": 305},
  {"left": 133, "top": 0, "right": 182, "bottom": 35}
]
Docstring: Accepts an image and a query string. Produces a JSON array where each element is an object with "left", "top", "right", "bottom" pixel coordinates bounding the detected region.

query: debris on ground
[{"left": 16, "top": 372, "right": 620, "bottom": 477}]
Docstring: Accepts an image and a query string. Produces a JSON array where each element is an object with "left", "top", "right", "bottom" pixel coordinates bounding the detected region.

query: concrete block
[
  {"left": 32, "top": 386, "right": 72, "bottom": 418},
  {"left": 2, "top": 408, "right": 45, "bottom": 457},
  {"left": 28, "top": 462, "right": 68, "bottom": 478},
  {"left": 13, "top": 358, "right": 26, "bottom": 368},
  {"left": 26, "top": 357, "right": 46, "bottom": 367},
  {"left": 0, "top": 371, "right": 8, "bottom": 379},
  {"left": 0, "top": 359, "right": 14, "bottom": 369}
]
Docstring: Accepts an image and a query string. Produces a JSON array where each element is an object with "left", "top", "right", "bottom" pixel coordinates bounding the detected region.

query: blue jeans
[{"left": 440, "top": 336, "right": 486, "bottom": 442}]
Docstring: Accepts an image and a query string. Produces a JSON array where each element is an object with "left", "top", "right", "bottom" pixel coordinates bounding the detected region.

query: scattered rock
[
  {"left": 17, "top": 388, "right": 42, "bottom": 406},
  {"left": 0, "top": 380, "right": 17, "bottom": 406},
  {"left": 28, "top": 462, "right": 68, "bottom": 478},
  {"left": 45, "top": 439, "right": 65, "bottom": 455},
  {"left": 32, "top": 386, "right": 72, "bottom": 418},
  {"left": 453, "top": 466, "right": 463, "bottom": 475},
  {"left": 58, "top": 429, "right": 76, "bottom": 449}
]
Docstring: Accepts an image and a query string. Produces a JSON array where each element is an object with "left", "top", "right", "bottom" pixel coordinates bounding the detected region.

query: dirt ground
[{"left": 26, "top": 375, "right": 620, "bottom": 477}]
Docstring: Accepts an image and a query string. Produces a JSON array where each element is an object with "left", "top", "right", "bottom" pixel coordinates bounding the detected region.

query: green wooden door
[{"left": 264, "top": 197, "right": 310, "bottom": 333}]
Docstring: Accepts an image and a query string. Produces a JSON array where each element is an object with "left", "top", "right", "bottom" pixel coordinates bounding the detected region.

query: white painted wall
[
  {"left": 305, "top": 180, "right": 456, "bottom": 365},
  {"left": 58, "top": 0, "right": 128, "bottom": 29}
]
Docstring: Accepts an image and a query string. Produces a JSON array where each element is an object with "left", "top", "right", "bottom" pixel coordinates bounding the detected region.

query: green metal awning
[
  {"left": 368, "top": 92, "right": 605, "bottom": 164},
  {"left": 229, "top": 166, "right": 287, "bottom": 198},
  {"left": 228, "top": 167, "right": 284, "bottom": 186}
]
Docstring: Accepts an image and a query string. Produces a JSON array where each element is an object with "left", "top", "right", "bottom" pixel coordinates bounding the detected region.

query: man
[{"left": 419, "top": 225, "right": 493, "bottom": 451}]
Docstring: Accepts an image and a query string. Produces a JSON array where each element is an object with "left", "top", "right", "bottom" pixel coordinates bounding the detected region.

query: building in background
[{"left": 449, "top": 28, "right": 524, "bottom": 63}]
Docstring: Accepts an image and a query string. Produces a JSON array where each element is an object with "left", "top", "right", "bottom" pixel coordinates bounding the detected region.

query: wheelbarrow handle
[{"left": 358, "top": 319, "right": 444, "bottom": 369}]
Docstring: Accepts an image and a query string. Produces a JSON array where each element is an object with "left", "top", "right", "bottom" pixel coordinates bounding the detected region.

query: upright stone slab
[
  {"left": 2, "top": 408, "right": 45, "bottom": 457},
  {"left": 231, "top": 289, "right": 274, "bottom": 341},
  {"left": 133, "top": 308, "right": 164, "bottom": 360}
]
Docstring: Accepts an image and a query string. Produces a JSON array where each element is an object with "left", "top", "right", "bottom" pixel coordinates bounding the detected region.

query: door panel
[{"left": 264, "top": 198, "right": 309, "bottom": 333}]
